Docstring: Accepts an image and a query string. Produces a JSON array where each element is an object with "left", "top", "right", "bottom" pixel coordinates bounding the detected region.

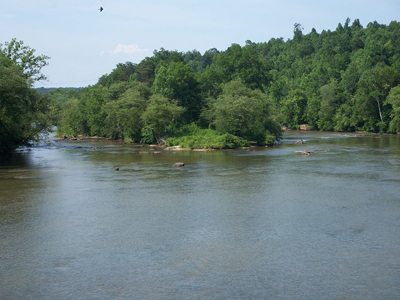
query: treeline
[
  {"left": 36, "top": 87, "right": 83, "bottom": 94},
  {"left": 50, "top": 19, "right": 400, "bottom": 147}
]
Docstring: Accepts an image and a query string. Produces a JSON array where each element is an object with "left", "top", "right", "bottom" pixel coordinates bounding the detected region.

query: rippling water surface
[{"left": 1, "top": 132, "right": 400, "bottom": 299}]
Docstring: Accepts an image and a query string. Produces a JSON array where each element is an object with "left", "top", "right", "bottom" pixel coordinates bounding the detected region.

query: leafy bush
[
  {"left": 265, "top": 133, "right": 276, "bottom": 146},
  {"left": 165, "top": 128, "right": 249, "bottom": 149}
]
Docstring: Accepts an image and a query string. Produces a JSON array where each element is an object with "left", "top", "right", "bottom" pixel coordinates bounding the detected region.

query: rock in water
[{"left": 172, "top": 162, "right": 184, "bottom": 167}]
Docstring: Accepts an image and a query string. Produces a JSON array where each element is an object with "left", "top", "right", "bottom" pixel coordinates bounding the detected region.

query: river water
[{"left": 1, "top": 131, "right": 400, "bottom": 299}]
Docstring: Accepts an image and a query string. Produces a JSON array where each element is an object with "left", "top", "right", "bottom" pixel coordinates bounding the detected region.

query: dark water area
[{"left": 1, "top": 132, "right": 400, "bottom": 299}]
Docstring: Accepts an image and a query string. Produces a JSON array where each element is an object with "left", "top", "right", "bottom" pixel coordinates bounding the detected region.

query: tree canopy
[
  {"left": 22, "top": 19, "right": 400, "bottom": 150},
  {"left": 1, "top": 40, "right": 51, "bottom": 153}
]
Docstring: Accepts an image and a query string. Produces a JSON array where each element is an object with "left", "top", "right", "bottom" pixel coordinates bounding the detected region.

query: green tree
[
  {"left": 101, "top": 82, "right": 150, "bottom": 141},
  {"left": 304, "top": 95, "right": 321, "bottom": 129},
  {"left": 0, "top": 40, "right": 51, "bottom": 153},
  {"left": 355, "top": 65, "right": 400, "bottom": 131},
  {"left": 153, "top": 48, "right": 184, "bottom": 68},
  {"left": 56, "top": 98, "right": 87, "bottom": 136},
  {"left": 97, "top": 62, "right": 136, "bottom": 87},
  {"left": 212, "top": 80, "right": 281, "bottom": 144},
  {"left": 140, "top": 94, "right": 184, "bottom": 144},
  {"left": 135, "top": 57, "right": 155, "bottom": 87},
  {"left": 1, "top": 39, "right": 50, "bottom": 82},
  {"left": 280, "top": 89, "right": 307, "bottom": 128},
  {"left": 83, "top": 86, "right": 107, "bottom": 136},
  {"left": 386, "top": 85, "right": 400, "bottom": 133},
  {"left": 318, "top": 79, "right": 343, "bottom": 130},
  {"left": 201, "top": 48, "right": 219, "bottom": 69},
  {"left": 152, "top": 62, "right": 201, "bottom": 123},
  {"left": 215, "top": 44, "right": 269, "bottom": 90}
]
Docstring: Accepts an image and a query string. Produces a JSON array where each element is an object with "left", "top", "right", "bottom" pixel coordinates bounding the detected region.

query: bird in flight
[{"left": 99, "top": 7, "right": 103, "bottom": 12}]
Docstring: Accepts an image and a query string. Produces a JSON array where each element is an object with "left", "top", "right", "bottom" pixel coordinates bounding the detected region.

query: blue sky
[{"left": 1, "top": 0, "right": 399, "bottom": 88}]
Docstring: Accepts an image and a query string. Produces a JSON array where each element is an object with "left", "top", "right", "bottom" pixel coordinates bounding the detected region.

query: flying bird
[{"left": 99, "top": 7, "right": 103, "bottom": 12}]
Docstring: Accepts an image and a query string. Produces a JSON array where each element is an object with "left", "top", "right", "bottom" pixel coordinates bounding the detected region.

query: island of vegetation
[{"left": 1, "top": 19, "right": 400, "bottom": 153}]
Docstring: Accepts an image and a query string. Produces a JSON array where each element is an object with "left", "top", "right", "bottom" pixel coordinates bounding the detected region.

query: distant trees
[{"left": 48, "top": 19, "right": 400, "bottom": 150}]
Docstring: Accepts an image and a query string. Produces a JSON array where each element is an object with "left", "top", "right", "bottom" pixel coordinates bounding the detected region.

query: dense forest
[{"left": 2, "top": 19, "right": 400, "bottom": 152}]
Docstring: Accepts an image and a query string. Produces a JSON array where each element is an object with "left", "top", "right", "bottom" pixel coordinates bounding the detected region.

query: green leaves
[
  {"left": 1, "top": 39, "right": 50, "bottom": 82},
  {"left": 386, "top": 86, "right": 400, "bottom": 133},
  {"left": 211, "top": 80, "right": 280, "bottom": 145},
  {"left": 153, "top": 62, "right": 201, "bottom": 123},
  {"left": 48, "top": 19, "right": 400, "bottom": 147},
  {"left": 141, "top": 94, "right": 184, "bottom": 143},
  {"left": 0, "top": 40, "right": 51, "bottom": 152},
  {"left": 215, "top": 44, "right": 269, "bottom": 91},
  {"left": 280, "top": 89, "right": 307, "bottom": 128}
]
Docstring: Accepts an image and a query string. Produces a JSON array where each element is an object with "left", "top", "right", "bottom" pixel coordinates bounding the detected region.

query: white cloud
[{"left": 100, "top": 44, "right": 149, "bottom": 56}]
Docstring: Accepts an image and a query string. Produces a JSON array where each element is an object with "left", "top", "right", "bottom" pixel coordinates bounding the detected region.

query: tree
[
  {"left": 140, "top": 94, "right": 184, "bottom": 144},
  {"left": 101, "top": 82, "right": 150, "bottom": 141},
  {"left": 201, "top": 48, "right": 219, "bottom": 69},
  {"left": 97, "top": 62, "right": 136, "bottom": 87},
  {"left": 293, "top": 23, "right": 304, "bottom": 41},
  {"left": 135, "top": 57, "right": 155, "bottom": 87},
  {"left": 0, "top": 40, "right": 51, "bottom": 153},
  {"left": 152, "top": 62, "right": 201, "bottom": 123},
  {"left": 56, "top": 98, "right": 87, "bottom": 136},
  {"left": 317, "top": 79, "right": 343, "bottom": 130},
  {"left": 305, "top": 95, "right": 321, "bottom": 130},
  {"left": 153, "top": 48, "right": 184, "bottom": 68},
  {"left": 355, "top": 65, "right": 400, "bottom": 131},
  {"left": 386, "top": 85, "right": 400, "bottom": 133},
  {"left": 1, "top": 39, "right": 50, "bottom": 82},
  {"left": 83, "top": 86, "right": 107, "bottom": 136},
  {"left": 215, "top": 44, "right": 269, "bottom": 91},
  {"left": 212, "top": 80, "right": 281, "bottom": 144},
  {"left": 280, "top": 89, "right": 307, "bottom": 128}
]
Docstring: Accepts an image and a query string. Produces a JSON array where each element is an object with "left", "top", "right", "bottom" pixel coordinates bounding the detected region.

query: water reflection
[{"left": 1, "top": 132, "right": 400, "bottom": 299}]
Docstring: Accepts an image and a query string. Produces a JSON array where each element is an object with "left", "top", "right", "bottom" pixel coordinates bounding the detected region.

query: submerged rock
[{"left": 172, "top": 162, "right": 185, "bottom": 167}]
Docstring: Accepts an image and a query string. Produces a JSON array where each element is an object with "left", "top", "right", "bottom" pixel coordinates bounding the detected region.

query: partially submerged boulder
[
  {"left": 172, "top": 162, "right": 185, "bottom": 167},
  {"left": 295, "top": 150, "right": 313, "bottom": 155},
  {"left": 300, "top": 124, "right": 310, "bottom": 131}
]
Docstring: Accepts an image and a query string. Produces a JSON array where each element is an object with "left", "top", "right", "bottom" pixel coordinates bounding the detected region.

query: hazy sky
[{"left": 1, "top": 0, "right": 399, "bottom": 88}]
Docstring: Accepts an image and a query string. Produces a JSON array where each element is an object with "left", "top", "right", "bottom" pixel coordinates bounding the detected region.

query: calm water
[{"left": 1, "top": 132, "right": 400, "bottom": 299}]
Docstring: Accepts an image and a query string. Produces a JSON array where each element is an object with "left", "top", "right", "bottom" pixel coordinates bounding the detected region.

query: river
[{"left": 1, "top": 131, "right": 400, "bottom": 299}]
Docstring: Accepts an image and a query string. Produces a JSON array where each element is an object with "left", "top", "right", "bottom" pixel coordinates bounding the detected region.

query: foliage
[
  {"left": 214, "top": 43, "right": 269, "bottom": 90},
  {"left": 56, "top": 98, "right": 87, "bottom": 136},
  {"left": 280, "top": 88, "right": 308, "bottom": 128},
  {"left": 0, "top": 40, "right": 51, "bottom": 153},
  {"left": 101, "top": 83, "right": 149, "bottom": 141},
  {"left": 97, "top": 62, "right": 137, "bottom": 87},
  {"left": 140, "top": 94, "right": 184, "bottom": 144},
  {"left": 165, "top": 125, "right": 249, "bottom": 149},
  {"left": 386, "top": 85, "right": 400, "bottom": 133},
  {"left": 152, "top": 62, "right": 201, "bottom": 123},
  {"left": 211, "top": 80, "right": 281, "bottom": 145},
  {"left": 48, "top": 19, "right": 400, "bottom": 149},
  {"left": 1, "top": 38, "right": 50, "bottom": 82}
]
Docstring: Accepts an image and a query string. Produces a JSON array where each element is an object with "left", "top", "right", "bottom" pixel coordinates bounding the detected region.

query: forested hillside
[{"left": 51, "top": 19, "right": 400, "bottom": 147}]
